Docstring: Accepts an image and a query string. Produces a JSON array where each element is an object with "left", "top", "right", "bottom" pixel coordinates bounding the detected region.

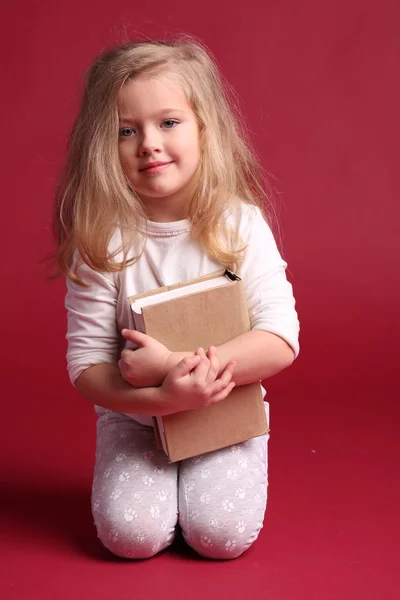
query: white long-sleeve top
[{"left": 65, "top": 202, "right": 300, "bottom": 426}]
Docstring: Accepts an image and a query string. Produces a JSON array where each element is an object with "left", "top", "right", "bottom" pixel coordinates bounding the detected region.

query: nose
[{"left": 138, "top": 126, "right": 162, "bottom": 157}]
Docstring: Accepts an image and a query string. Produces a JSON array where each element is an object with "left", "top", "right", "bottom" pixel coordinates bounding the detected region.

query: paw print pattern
[
  {"left": 95, "top": 417, "right": 268, "bottom": 554},
  {"left": 200, "top": 468, "right": 211, "bottom": 479},
  {"left": 128, "top": 460, "right": 144, "bottom": 471},
  {"left": 124, "top": 508, "right": 137, "bottom": 522},
  {"left": 115, "top": 453, "right": 127, "bottom": 462},
  {"left": 109, "top": 529, "right": 119, "bottom": 543},
  {"left": 200, "top": 536, "right": 213, "bottom": 548},
  {"left": 132, "top": 491, "right": 145, "bottom": 501},
  {"left": 222, "top": 499, "right": 234, "bottom": 512},
  {"left": 142, "top": 475, "right": 154, "bottom": 486},
  {"left": 143, "top": 450, "right": 154, "bottom": 460},
  {"left": 110, "top": 488, "right": 122, "bottom": 500},
  {"left": 225, "top": 539, "right": 237, "bottom": 552},
  {"left": 136, "top": 531, "right": 148, "bottom": 543},
  {"left": 235, "top": 488, "right": 246, "bottom": 499},
  {"left": 236, "top": 521, "right": 246, "bottom": 534},
  {"left": 160, "top": 520, "right": 169, "bottom": 532},
  {"left": 209, "top": 518, "right": 224, "bottom": 531}
]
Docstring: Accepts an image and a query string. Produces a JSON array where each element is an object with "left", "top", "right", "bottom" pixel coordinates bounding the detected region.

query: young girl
[{"left": 53, "top": 38, "right": 300, "bottom": 560}]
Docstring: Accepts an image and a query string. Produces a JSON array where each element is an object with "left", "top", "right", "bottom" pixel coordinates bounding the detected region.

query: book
[{"left": 128, "top": 269, "right": 269, "bottom": 462}]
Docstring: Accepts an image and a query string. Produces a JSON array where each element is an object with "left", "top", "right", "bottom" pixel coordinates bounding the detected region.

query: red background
[{"left": 1, "top": 1, "right": 399, "bottom": 598}]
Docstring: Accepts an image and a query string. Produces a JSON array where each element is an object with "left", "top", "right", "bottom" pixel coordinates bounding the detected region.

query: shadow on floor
[{"left": 0, "top": 478, "right": 199, "bottom": 562}]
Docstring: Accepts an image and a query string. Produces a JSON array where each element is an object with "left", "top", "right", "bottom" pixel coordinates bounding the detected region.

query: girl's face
[{"left": 117, "top": 75, "right": 201, "bottom": 222}]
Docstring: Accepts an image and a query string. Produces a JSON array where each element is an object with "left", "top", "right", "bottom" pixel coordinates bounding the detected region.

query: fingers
[
  {"left": 209, "top": 381, "right": 236, "bottom": 404},
  {"left": 119, "top": 348, "right": 135, "bottom": 377},
  {"left": 206, "top": 358, "right": 236, "bottom": 402},
  {"left": 193, "top": 347, "right": 211, "bottom": 381},
  {"left": 164, "top": 351, "right": 237, "bottom": 410},
  {"left": 121, "top": 328, "right": 149, "bottom": 346},
  {"left": 192, "top": 346, "right": 236, "bottom": 405},
  {"left": 194, "top": 346, "right": 219, "bottom": 383},
  {"left": 220, "top": 358, "right": 237, "bottom": 380},
  {"left": 206, "top": 346, "right": 219, "bottom": 383},
  {"left": 210, "top": 360, "right": 236, "bottom": 392},
  {"left": 174, "top": 354, "right": 202, "bottom": 378},
  {"left": 120, "top": 348, "right": 133, "bottom": 362},
  {"left": 118, "top": 357, "right": 130, "bottom": 383},
  {"left": 193, "top": 347, "right": 235, "bottom": 390}
]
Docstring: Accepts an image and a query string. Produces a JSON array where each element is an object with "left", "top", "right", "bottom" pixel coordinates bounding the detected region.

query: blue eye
[
  {"left": 163, "top": 120, "right": 179, "bottom": 128},
  {"left": 120, "top": 127, "right": 135, "bottom": 137}
]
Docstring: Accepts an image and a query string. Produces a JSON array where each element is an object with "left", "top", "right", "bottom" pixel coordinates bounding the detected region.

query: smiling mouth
[{"left": 139, "top": 162, "right": 173, "bottom": 174}]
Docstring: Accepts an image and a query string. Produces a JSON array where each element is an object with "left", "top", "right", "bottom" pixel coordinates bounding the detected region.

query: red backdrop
[{"left": 1, "top": 1, "right": 399, "bottom": 598}]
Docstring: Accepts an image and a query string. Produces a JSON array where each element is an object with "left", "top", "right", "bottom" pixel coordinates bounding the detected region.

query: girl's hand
[
  {"left": 157, "top": 346, "right": 236, "bottom": 414},
  {"left": 119, "top": 329, "right": 172, "bottom": 387}
]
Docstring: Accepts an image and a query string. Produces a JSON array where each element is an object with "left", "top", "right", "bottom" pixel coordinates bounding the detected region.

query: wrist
[
  {"left": 163, "top": 351, "right": 193, "bottom": 377},
  {"left": 153, "top": 384, "right": 176, "bottom": 416}
]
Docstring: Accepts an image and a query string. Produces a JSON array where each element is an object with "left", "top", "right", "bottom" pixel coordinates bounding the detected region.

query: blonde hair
[{"left": 52, "top": 37, "right": 275, "bottom": 285}]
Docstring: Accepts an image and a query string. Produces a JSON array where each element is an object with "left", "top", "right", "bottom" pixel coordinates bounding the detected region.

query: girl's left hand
[{"left": 119, "top": 329, "right": 172, "bottom": 387}]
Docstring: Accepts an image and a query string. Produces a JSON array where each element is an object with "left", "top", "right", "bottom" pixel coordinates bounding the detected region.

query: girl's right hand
[{"left": 157, "top": 346, "right": 236, "bottom": 414}]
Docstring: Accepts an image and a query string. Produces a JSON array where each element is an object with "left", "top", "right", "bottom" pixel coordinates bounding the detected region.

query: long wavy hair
[{"left": 52, "top": 37, "right": 275, "bottom": 285}]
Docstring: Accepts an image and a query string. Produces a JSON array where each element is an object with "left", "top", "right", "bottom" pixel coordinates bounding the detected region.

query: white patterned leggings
[{"left": 92, "top": 405, "right": 269, "bottom": 560}]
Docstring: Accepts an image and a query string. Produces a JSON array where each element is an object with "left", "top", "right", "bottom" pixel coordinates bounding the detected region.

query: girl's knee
[
  {"left": 187, "top": 531, "right": 254, "bottom": 560},
  {"left": 183, "top": 520, "right": 264, "bottom": 560},
  {"left": 94, "top": 508, "right": 176, "bottom": 559}
]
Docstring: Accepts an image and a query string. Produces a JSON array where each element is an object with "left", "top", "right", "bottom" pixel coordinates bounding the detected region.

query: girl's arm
[
  {"left": 76, "top": 348, "right": 236, "bottom": 415},
  {"left": 165, "top": 330, "right": 294, "bottom": 386},
  {"left": 121, "top": 328, "right": 294, "bottom": 387},
  {"left": 216, "top": 205, "right": 299, "bottom": 383},
  {"left": 75, "top": 363, "right": 168, "bottom": 414},
  {"left": 121, "top": 205, "right": 299, "bottom": 388}
]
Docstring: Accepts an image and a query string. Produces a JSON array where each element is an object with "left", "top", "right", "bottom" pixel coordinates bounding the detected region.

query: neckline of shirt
[{"left": 142, "top": 218, "right": 192, "bottom": 237}]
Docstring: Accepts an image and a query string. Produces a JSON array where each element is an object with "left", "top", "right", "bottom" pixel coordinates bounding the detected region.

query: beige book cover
[{"left": 128, "top": 269, "right": 268, "bottom": 462}]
